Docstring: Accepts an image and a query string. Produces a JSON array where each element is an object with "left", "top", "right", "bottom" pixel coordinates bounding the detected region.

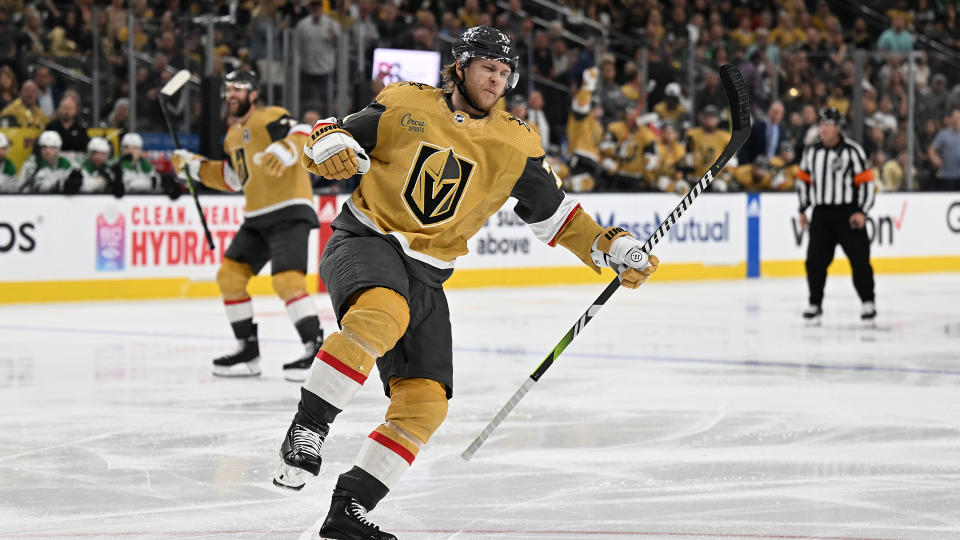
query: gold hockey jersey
[
  {"left": 197, "top": 106, "right": 314, "bottom": 220},
  {"left": 566, "top": 89, "right": 603, "bottom": 162},
  {"left": 607, "top": 121, "right": 659, "bottom": 177},
  {"left": 647, "top": 140, "right": 687, "bottom": 184},
  {"left": 686, "top": 126, "right": 731, "bottom": 176},
  {"left": 334, "top": 82, "right": 604, "bottom": 271}
]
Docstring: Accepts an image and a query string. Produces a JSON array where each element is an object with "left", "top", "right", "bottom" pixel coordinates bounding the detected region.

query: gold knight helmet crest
[{"left": 402, "top": 142, "right": 476, "bottom": 226}]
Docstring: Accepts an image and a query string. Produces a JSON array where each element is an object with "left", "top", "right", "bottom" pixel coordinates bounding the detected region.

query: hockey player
[
  {"left": 63, "top": 137, "right": 123, "bottom": 196},
  {"left": 113, "top": 133, "right": 170, "bottom": 195},
  {"left": 16, "top": 130, "right": 72, "bottom": 192},
  {"left": 272, "top": 26, "right": 659, "bottom": 539},
  {"left": 0, "top": 133, "right": 17, "bottom": 192},
  {"left": 170, "top": 70, "right": 325, "bottom": 381}
]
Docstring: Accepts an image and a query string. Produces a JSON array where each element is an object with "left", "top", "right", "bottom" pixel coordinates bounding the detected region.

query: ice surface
[{"left": 1, "top": 274, "right": 959, "bottom": 539}]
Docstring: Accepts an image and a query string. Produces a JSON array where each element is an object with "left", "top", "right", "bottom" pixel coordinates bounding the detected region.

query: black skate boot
[
  {"left": 213, "top": 324, "right": 260, "bottom": 377},
  {"left": 319, "top": 495, "right": 397, "bottom": 540},
  {"left": 273, "top": 420, "right": 328, "bottom": 490},
  {"left": 802, "top": 304, "right": 822, "bottom": 326},
  {"left": 283, "top": 330, "right": 324, "bottom": 382}
]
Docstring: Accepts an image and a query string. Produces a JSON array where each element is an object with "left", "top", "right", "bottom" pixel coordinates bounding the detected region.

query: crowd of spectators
[{"left": 2, "top": 0, "right": 960, "bottom": 194}]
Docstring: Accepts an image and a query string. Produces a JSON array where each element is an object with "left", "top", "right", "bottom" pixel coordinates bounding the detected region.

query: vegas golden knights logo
[{"left": 402, "top": 142, "right": 475, "bottom": 226}]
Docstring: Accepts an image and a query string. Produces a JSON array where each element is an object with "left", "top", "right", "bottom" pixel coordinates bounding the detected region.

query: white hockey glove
[
  {"left": 301, "top": 118, "right": 371, "bottom": 180},
  {"left": 170, "top": 149, "right": 202, "bottom": 183},
  {"left": 591, "top": 227, "right": 660, "bottom": 289},
  {"left": 253, "top": 140, "right": 299, "bottom": 177}
]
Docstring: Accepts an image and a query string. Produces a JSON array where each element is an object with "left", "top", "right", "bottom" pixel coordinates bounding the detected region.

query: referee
[{"left": 797, "top": 107, "right": 877, "bottom": 322}]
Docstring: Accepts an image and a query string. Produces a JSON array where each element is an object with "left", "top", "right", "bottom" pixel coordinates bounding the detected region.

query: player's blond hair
[{"left": 440, "top": 61, "right": 459, "bottom": 93}]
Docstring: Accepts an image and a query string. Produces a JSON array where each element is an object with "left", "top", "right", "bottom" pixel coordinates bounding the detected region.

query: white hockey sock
[
  {"left": 224, "top": 297, "right": 253, "bottom": 323},
  {"left": 303, "top": 347, "right": 368, "bottom": 410},
  {"left": 355, "top": 431, "right": 416, "bottom": 490},
  {"left": 284, "top": 293, "right": 316, "bottom": 326}
]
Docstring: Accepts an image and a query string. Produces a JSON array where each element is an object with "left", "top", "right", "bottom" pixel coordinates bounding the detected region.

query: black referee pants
[{"left": 806, "top": 205, "right": 875, "bottom": 307}]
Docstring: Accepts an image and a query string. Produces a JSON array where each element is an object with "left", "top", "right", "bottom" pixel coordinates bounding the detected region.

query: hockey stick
[
  {"left": 461, "top": 64, "right": 752, "bottom": 460},
  {"left": 159, "top": 69, "right": 215, "bottom": 251}
]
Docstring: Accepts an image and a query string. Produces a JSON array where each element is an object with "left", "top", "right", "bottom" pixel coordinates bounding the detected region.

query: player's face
[
  {"left": 0, "top": 147, "right": 6, "bottom": 160},
  {"left": 463, "top": 58, "right": 511, "bottom": 112},
  {"left": 90, "top": 151, "right": 107, "bottom": 168},
  {"left": 40, "top": 146, "right": 58, "bottom": 164},
  {"left": 124, "top": 146, "right": 142, "bottom": 161},
  {"left": 225, "top": 83, "right": 253, "bottom": 116}
]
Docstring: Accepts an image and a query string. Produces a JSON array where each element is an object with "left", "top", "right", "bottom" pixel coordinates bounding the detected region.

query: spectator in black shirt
[{"left": 44, "top": 91, "right": 89, "bottom": 155}]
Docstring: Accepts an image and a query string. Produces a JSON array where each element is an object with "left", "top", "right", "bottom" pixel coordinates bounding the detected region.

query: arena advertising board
[
  {"left": 759, "top": 192, "right": 960, "bottom": 260},
  {"left": 458, "top": 193, "right": 747, "bottom": 269},
  {"left": 0, "top": 195, "right": 319, "bottom": 281},
  {"left": 2, "top": 193, "right": 958, "bottom": 286}
]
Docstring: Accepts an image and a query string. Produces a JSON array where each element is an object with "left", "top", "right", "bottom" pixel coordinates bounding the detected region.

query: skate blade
[
  {"left": 282, "top": 368, "right": 309, "bottom": 383},
  {"left": 213, "top": 358, "right": 261, "bottom": 377},
  {"left": 273, "top": 462, "right": 314, "bottom": 491},
  {"left": 803, "top": 317, "right": 822, "bottom": 327}
]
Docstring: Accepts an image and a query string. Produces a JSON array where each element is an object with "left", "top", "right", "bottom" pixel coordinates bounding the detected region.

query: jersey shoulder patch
[
  {"left": 377, "top": 81, "right": 440, "bottom": 107},
  {"left": 262, "top": 106, "right": 296, "bottom": 141},
  {"left": 494, "top": 109, "right": 545, "bottom": 158}
]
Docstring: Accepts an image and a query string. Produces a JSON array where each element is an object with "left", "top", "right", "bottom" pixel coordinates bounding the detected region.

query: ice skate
[
  {"left": 212, "top": 325, "right": 260, "bottom": 377},
  {"left": 802, "top": 304, "right": 822, "bottom": 326},
  {"left": 273, "top": 421, "right": 327, "bottom": 491},
  {"left": 319, "top": 495, "right": 397, "bottom": 540},
  {"left": 860, "top": 301, "right": 876, "bottom": 321},
  {"left": 283, "top": 332, "right": 324, "bottom": 382}
]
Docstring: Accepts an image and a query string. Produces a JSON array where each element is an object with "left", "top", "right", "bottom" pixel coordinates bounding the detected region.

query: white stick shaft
[{"left": 461, "top": 377, "right": 536, "bottom": 460}]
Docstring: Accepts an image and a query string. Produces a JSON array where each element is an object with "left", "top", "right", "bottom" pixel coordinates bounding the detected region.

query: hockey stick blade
[
  {"left": 157, "top": 69, "right": 214, "bottom": 250},
  {"left": 461, "top": 64, "right": 751, "bottom": 461},
  {"left": 161, "top": 69, "right": 191, "bottom": 97}
]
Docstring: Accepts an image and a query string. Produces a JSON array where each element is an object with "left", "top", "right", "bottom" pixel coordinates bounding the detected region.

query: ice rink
[{"left": 1, "top": 273, "right": 959, "bottom": 540}]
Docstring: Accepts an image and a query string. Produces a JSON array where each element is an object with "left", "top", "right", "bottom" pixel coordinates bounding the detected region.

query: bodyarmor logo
[{"left": 402, "top": 142, "right": 475, "bottom": 226}]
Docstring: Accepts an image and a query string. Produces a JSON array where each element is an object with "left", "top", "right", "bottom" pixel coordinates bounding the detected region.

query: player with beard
[
  {"left": 170, "top": 70, "right": 326, "bottom": 382},
  {"left": 271, "top": 26, "right": 660, "bottom": 539}
]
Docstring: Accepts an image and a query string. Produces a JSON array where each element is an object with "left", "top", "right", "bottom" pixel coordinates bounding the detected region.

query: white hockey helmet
[
  {"left": 0, "top": 132, "right": 9, "bottom": 149},
  {"left": 665, "top": 82, "right": 682, "bottom": 98},
  {"left": 38, "top": 130, "right": 63, "bottom": 149},
  {"left": 121, "top": 132, "right": 144, "bottom": 149},
  {"left": 87, "top": 137, "right": 111, "bottom": 155}
]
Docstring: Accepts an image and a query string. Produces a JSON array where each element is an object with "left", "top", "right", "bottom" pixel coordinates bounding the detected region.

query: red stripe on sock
[
  {"left": 284, "top": 293, "right": 309, "bottom": 306},
  {"left": 224, "top": 297, "right": 251, "bottom": 306},
  {"left": 317, "top": 350, "right": 367, "bottom": 384},
  {"left": 369, "top": 432, "right": 416, "bottom": 465}
]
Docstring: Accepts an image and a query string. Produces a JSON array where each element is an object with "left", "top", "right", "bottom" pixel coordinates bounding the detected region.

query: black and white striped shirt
[{"left": 797, "top": 136, "right": 876, "bottom": 212}]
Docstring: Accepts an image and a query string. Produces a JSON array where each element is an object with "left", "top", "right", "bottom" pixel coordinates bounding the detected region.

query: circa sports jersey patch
[
  {"left": 400, "top": 113, "right": 426, "bottom": 133},
  {"left": 402, "top": 141, "right": 476, "bottom": 227}
]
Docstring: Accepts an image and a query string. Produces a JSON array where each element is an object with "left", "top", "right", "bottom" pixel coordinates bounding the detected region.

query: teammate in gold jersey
[
  {"left": 272, "top": 27, "right": 660, "bottom": 539},
  {"left": 170, "top": 70, "right": 325, "bottom": 382}
]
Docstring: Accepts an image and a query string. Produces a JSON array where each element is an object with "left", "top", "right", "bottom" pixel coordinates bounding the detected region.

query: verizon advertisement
[
  {"left": 1, "top": 196, "right": 319, "bottom": 281},
  {"left": 760, "top": 193, "right": 960, "bottom": 260}
]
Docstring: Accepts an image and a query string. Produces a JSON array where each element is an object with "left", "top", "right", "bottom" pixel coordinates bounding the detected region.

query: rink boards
[{"left": 1, "top": 192, "right": 958, "bottom": 302}]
